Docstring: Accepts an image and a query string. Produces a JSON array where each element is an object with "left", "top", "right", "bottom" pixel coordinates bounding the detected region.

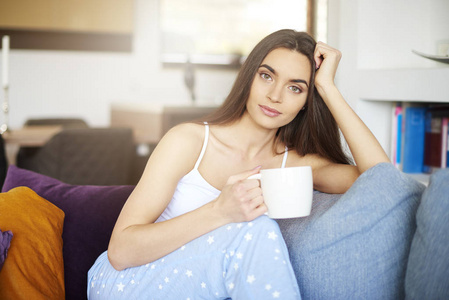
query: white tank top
[{"left": 155, "top": 124, "right": 288, "bottom": 222}]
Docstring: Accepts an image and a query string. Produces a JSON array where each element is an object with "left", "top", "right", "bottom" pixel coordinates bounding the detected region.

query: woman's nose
[{"left": 267, "top": 83, "right": 282, "bottom": 103}]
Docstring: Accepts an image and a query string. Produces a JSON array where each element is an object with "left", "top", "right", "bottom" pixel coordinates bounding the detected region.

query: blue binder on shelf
[{"left": 402, "top": 107, "right": 426, "bottom": 173}]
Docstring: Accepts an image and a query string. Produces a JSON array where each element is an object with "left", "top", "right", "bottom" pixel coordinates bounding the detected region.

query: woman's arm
[
  {"left": 311, "top": 42, "right": 390, "bottom": 192},
  {"left": 108, "top": 124, "right": 265, "bottom": 270}
]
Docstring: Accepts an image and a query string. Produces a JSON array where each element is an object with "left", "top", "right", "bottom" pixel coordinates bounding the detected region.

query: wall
[
  {"left": 1, "top": 0, "right": 237, "bottom": 129},
  {"left": 357, "top": 0, "right": 449, "bottom": 70},
  {"left": 3, "top": 0, "right": 448, "bottom": 136},
  {"left": 328, "top": 0, "right": 449, "bottom": 153}
]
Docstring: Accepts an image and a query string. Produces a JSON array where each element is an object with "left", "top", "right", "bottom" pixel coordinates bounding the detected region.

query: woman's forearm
[
  {"left": 108, "top": 200, "right": 227, "bottom": 271},
  {"left": 318, "top": 85, "right": 390, "bottom": 173}
]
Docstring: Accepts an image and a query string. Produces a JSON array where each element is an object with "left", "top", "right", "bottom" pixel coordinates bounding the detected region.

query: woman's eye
[
  {"left": 260, "top": 73, "right": 272, "bottom": 81},
  {"left": 290, "top": 86, "right": 302, "bottom": 93}
]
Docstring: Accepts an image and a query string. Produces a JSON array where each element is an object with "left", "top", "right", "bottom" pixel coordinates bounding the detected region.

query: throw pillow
[
  {"left": 2, "top": 165, "right": 135, "bottom": 300},
  {"left": 0, "top": 229, "right": 13, "bottom": 271},
  {"left": 405, "top": 168, "right": 449, "bottom": 299},
  {"left": 0, "top": 187, "right": 65, "bottom": 299},
  {"left": 277, "top": 163, "right": 426, "bottom": 300}
]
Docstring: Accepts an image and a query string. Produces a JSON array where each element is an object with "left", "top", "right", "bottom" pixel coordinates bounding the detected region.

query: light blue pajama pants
[{"left": 87, "top": 215, "right": 301, "bottom": 299}]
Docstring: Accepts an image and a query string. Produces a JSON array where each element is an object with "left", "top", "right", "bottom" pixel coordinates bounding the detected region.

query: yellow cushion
[{"left": 0, "top": 187, "right": 65, "bottom": 300}]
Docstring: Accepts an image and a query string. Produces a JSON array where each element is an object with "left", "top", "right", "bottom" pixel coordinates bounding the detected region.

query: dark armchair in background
[
  {"left": 16, "top": 128, "right": 134, "bottom": 185},
  {"left": 16, "top": 118, "right": 90, "bottom": 172}
]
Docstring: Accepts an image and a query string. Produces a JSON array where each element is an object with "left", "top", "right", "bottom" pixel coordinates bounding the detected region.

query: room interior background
[{"left": 0, "top": 0, "right": 448, "bottom": 157}]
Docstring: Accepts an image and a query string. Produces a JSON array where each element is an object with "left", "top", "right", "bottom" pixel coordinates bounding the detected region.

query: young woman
[{"left": 88, "top": 29, "right": 390, "bottom": 299}]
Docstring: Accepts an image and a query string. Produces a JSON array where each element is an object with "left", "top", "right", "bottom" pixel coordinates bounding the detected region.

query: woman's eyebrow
[
  {"left": 291, "top": 79, "right": 309, "bottom": 87},
  {"left": 259, "top": 64, "right": 309, "bottom": 87},
  {"left": 260, "top": 64, "right": 276, "bottom": 74}
]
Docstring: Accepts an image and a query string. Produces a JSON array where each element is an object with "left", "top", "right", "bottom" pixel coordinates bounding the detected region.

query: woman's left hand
[{"left": 313, "top": 42, "right": 342, "bottom": 91}]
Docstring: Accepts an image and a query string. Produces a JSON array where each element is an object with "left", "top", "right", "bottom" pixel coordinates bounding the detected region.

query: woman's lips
[{"left": 259, "top": 105, "right": 281, "bottom": 117}]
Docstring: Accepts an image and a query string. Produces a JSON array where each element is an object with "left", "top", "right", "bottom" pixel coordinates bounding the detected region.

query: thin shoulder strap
[
  {"left": 194, "top": 122, "right": 209, "bottom": 170},
  {"left": 281, "top": 146, "right": 288, "bottom": 168}
]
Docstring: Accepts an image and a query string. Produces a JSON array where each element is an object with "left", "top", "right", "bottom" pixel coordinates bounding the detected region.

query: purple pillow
[
  {"left": 0, "top": 229, "right": 13, "bottom": 271},
  {"left": 2, "top": 166, "right": 134, "bottom": 300}
]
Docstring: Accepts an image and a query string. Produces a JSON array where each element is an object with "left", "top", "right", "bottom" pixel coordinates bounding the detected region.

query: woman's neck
[{"left": 217, "top": 115, "right": 281, "bottom": 160}]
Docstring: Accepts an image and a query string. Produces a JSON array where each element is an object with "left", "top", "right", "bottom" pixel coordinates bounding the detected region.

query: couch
[{"left": 0, "top": 163, "right": 448, "bottom": 300}]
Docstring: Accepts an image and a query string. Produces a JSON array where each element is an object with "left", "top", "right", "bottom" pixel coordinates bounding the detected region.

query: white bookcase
[
  {"left": 356, "top": 68, "right": 449, "bottom": 186},
  {"left": 330, "top": 0, "right": 449, "bottom": 186}
]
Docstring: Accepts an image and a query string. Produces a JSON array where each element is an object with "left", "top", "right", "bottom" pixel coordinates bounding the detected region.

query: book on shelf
[
  {"left": 442, "top": 117, "right": 448, "bottom": 168},
  {"left": 393, "top": 103, "right": 449, "bottom": 174},
  {"left": 402, "top": 106, "right": 426, "bottom": 173},
  {"left": 390, "top": 103, "right": 403, "bottom": 169},
  {"left": 423, "top": 106, "right": 449, "bottom": 173}
]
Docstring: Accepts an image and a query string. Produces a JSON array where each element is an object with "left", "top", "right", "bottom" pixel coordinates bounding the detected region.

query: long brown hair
[{"left": 203, "top": 29, "right": 351, "bottom": 165}]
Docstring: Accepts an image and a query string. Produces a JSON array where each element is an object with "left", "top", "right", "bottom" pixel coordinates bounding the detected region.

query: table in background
[{"left": 2, "top": 125, "right": 62, "bottom": 165}]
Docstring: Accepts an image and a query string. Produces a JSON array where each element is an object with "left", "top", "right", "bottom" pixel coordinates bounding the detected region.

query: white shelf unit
[
  {"left": 331, "top": 0, "right": 449, "bottom": 186},
  {"left": 356, "top": 68, "right": 449, "bottom": 186}
]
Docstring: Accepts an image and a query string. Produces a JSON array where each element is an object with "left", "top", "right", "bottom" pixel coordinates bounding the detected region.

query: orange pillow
[{"left": 0, "top": 187, "right": 65, "bottom": 300}]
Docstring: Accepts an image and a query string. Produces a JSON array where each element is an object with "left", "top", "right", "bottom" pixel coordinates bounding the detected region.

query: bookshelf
[
  {"left": 358, "top": 99, "right": 449, "bottom": 185},
  {"left": 331, "top": 0, "right": 449, "bottom": 186},
  {"left": 357, "top": 68, "right": 449, "bottom": 186}
]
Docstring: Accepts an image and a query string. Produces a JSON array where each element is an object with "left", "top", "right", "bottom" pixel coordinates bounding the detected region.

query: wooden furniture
[
  {"left": 0, "top": 0, "right": 133, "bottom": 34},
  {"left": 110, "top": 102, "right": 218, "bottom": 145},
  {"left": 0, "top": 0, "right": 133, "bottom": 52},
  {"left": 2, "top": 125, "right": 63, "bottom": 147},
  {"left": 2, "top": 126, "right": 63, "bottom": 164}
]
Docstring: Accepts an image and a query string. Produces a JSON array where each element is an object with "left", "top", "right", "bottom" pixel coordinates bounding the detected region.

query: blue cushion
[
  {"left": 277, "top": 163, "right": 425, "bottom": 299},
  {"left": 405, "top": 169, "right": 449, "bottom": 299}
]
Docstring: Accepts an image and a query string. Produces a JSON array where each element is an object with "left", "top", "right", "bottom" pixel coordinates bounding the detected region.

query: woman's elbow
[{"left": 107, "top": 242, "right": 127, "bottom": 271}]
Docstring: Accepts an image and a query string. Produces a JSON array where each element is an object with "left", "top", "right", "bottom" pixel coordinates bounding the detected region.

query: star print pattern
[
  {"left": 207, "top": 236, "right": 214, "bottom": 244},
  {"left": 117, "top": 282, "right": 125, "bottom": 292},
  {"left": 88, "top": 216, "right": 300, "bottom": 299},
  {"left": 247, "top": 275, "right": 256, "bottom": 284},
  {"left": 268, "top": 231, "right": 278, "bottom": 240}
]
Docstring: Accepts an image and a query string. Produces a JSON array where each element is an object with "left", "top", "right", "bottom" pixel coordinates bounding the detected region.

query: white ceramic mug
[{"left": 248, "top": 166, "right": 313, "bottom": 219}]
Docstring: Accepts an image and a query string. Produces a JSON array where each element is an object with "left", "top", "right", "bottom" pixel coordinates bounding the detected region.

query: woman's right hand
[{"left": 214, "top": 166, "right": 268, "bottom": 223}]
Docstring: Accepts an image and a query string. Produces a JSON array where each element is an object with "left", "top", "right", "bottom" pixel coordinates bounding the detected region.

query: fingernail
[{"left": 252, "top": 165, "right": 262, "bottom": 170}]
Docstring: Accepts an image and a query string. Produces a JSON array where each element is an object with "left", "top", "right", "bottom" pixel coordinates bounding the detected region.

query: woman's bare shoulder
[
  {"left": 141, "top": 122, "right": 207, "bottom": 184},
  {"left": 164, "top": 122, "right": 205, "bottom": 143},
  {"left": 151, "top": 123, "right": 206, "bottom": 166}
]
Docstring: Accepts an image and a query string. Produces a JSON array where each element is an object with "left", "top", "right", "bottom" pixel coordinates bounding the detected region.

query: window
[{"left": 160, "top": 0, "right": 327, "bottom": 67}]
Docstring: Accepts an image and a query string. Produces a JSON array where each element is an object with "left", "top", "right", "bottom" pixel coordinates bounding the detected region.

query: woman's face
[{"left": 246, "top": 47, "right": 311, "bottom": 130}]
